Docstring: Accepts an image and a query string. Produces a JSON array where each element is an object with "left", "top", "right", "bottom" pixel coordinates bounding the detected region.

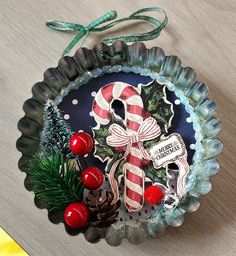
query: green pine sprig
[{"left": 28, "top": 152, "right": 84, "bottom": 212}]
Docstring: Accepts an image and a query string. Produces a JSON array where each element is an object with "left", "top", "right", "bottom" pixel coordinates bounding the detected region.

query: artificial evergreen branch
[{"left": 28, "top": 152, "right": 84, "bottom": 212}]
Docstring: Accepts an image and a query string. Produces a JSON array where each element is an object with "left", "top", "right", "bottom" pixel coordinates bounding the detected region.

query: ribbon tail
[
  {"left": 108, "top": 158, "right": 123, "bottom": 205},
  {"left": 175, "top": 154, "right": 189, "bottom": 198},
  {"left": 139, "top": 142, "right": 152, "bottom": 160},
  {"left": 62, "top": 30, "right": 87, "bottom": 56}
]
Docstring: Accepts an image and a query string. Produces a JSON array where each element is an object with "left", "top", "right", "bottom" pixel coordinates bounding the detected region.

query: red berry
[
  {"left": 144, "top": 185, "right": 164, "bottom": 205},
  {"left": 64, "top": 202, "right": 90, "bottom": 229},
  {"left": 81, "top": 167, "right": 104, "bottom": 190},
  {"left": 142, "top": 159, "right": 150, "bottom": 166},
  {"left": 70, "top": 132, "right": 93, "bottom": 156},
  {"left": 115, "top": 146, "right": 126, "bottom": 153}
]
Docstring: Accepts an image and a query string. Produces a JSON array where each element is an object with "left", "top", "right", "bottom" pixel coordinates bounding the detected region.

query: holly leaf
[
  {"left": 92, "top": 113, "right": 125, "bottom": 162},
  {"left": 141, "top": 80, "right": 174, "bottom": 134},
  {"left": 95, "top": 145, "right": 114, "bottom": 161},
  {"left": 144, "top": 165, "right": 167, "bottom": 185},
  {"left": 143, "top": 138, "right": 160, "bottom": 150}
]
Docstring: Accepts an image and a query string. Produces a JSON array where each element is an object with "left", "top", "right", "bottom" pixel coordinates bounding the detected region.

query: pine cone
[{"left": 85, "top": 190, "right": 121, "bottom": 228}]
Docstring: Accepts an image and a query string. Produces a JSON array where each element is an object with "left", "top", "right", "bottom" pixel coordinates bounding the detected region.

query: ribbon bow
[
  {"left": 107, "top": 117, "right": 161, "bottom": 160},
  {"left": 46, "top": 7, "right": 167, "bottom": 56}
]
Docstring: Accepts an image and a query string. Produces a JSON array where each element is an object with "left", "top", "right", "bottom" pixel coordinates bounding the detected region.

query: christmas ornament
[
  {"left": 70, "top": 131, "right": 93, "bottom": 156},
  {"left": 16, "top": 7, "right": 223, "bottom": 246},
  {"left": 85, "top": 190, "right": 121, "bottom": 228},
  {"left": 81, "top": 167, "right": 104, "bottom": 190},
  {"left": 64, "top": 202, "right": 90, "bottom": 229},
  {"left": 144, "top": 185, "right": 164, "bottom": 205}
]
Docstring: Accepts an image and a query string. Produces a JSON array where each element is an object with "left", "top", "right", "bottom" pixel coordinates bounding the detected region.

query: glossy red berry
[
  {"left": 81, "top": 167, "right": 104, "bottom": 190},
  {"left": 64, "top": 202, "right": 90, "bottom": 229},
  {"left": 70, "top": 132, "right": 93, "bottom": 156},
  {"left": 144, "top": 185, "right": 164, "bottom": 205}
]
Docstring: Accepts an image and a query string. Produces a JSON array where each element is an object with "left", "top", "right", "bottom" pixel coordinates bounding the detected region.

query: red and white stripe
[
  {"left": 175, "top": 153, "right": 189, "bottom": 198},
  {"left": 93, "top": 82, "right": 145, "bottom": 212}
]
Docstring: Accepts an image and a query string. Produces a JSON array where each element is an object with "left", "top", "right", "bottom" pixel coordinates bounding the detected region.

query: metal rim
[{"left": 16, "top": 41, "right": 223, "bottom": 246}]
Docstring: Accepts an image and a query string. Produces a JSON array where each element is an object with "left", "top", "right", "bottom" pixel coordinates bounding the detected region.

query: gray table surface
[{"left": 0, "top": 0, "right": 235, "bottom": 255}]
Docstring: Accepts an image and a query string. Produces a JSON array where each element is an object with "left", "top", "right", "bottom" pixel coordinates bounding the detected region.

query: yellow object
[{"left": 0, "top": 227, "right": 28, "bottom": 256}]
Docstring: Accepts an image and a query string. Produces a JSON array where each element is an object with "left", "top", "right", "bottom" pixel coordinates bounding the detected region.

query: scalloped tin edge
[{"left": 16, "top": 41, "right": 223, "bottom": 246}]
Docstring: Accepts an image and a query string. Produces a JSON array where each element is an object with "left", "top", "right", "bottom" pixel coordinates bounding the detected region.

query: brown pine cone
[{"left": 85, "top": 189, "right": 121, "bottom": 228}]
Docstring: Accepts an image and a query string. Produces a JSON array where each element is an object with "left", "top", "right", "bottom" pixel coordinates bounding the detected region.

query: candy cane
[{"left": 92, "top": 82, "right": 161, "bottom": 212}]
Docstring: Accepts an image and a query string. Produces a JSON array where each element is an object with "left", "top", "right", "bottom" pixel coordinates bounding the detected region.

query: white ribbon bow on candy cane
[
  {"left": 107, "top": 117, "right": 161, "bottom": 160},
  {"left": 106, "top": 117, "right": 161, "bottom": 204}
]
